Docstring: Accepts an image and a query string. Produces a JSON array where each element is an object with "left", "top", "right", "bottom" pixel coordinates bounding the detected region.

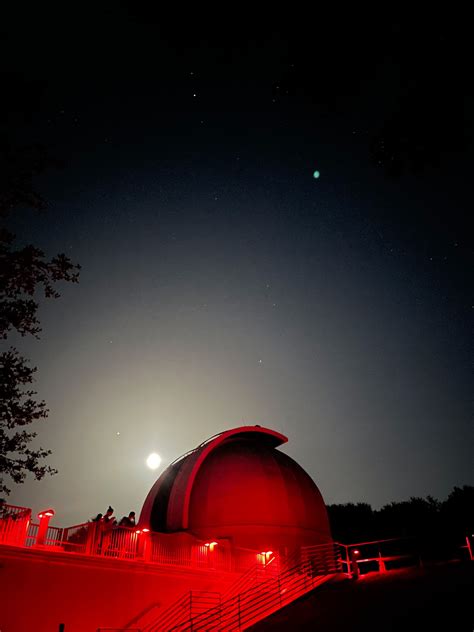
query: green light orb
[{"left": 313, "top": 170, "right": 320, "bottom": 179}]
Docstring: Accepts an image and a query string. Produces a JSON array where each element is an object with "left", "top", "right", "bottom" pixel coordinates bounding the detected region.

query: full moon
[{"left": 146, "top": 453, "right": 162, "bottom": 469}]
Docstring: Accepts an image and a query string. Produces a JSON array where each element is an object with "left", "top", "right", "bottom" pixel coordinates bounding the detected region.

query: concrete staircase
[{"left": 144, "top": 543, "right": 342, "bottom": 631}]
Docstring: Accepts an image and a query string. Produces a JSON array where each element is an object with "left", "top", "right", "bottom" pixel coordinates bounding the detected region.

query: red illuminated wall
[{"left": 0, "top": 545, "right": 238, "bottom": 632}]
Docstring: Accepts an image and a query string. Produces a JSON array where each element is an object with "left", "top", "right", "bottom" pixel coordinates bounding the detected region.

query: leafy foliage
[
  {"left": 0, "top": 139, "right": 80, "bottom": 496},
  {"left": 327, "top": 486, "right": 474, "bottom": 558}
]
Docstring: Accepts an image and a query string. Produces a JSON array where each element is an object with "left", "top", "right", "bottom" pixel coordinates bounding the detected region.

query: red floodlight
[
  {"left": 38, "top": 508, "right": 55, "bottom": 519},
  {"left": 205, "top": 541, "right": 218, "bottom": 551},
  {"left": 258, "top": 550, "right": 274, "bottom": 564}
]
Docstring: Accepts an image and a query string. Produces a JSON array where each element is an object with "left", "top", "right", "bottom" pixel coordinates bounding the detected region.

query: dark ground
[{"left": 250, "top": 561, "right": 473, "bottom": 631}]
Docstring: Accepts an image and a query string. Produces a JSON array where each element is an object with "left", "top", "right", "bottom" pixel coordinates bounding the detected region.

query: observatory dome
[{"left": 139, "top": 426, "right": 332, "bottom": 550}]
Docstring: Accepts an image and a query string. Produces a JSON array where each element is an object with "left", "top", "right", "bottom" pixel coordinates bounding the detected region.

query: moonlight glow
[{"left": 146, "top": 453, "right": 162, "bottom": 470}]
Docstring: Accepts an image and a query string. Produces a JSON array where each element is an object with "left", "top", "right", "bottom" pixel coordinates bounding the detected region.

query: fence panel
[
  {"left": 0, "top": 504, "right": 31, "bottom": 546},
  {"left": 63, "top": 522, "right": 94, "bottom": 554}
]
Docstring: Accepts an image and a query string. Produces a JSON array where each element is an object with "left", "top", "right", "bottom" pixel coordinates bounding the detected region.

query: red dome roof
[{"left": 139, "top": 426, "right": 332, "bottom": 550}]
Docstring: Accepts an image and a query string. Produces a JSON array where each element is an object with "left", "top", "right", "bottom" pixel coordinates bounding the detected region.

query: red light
[
  {"left": 141, "top": 528, "right": 150, "bottom": 533},
  {"left": 258, "top": 550, "right": 274, "bottom": 564},
  {"left": 38, "top": 508, "right": 55, "bottom": 519},
  {"left": 135, "top": 530, "right": 141, "bottom": 534},
  {"left": 353, "top": 550, "right": 360, "bottom": 556},
  {"left": 205, "top": 541, "right": 218, "bottom": 551}
]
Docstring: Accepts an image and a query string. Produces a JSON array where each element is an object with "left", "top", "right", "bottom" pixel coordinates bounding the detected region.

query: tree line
[{"left": 327, "top": 485, "right": 473, "bottom": 557}]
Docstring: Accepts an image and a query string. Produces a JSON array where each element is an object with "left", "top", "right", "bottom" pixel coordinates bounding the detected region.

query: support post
[
  {"left": 466, "top": 535, "right": 473, "bottom": 561},
  {"left": 350, "top": 549, "right": 360, "bottom": 580},
  {"left": 85, "top": 522, "right": 98, "bottom": 555},
  {"left": 36, "top": 509, "right": 54, "bottom": 546},
  {"left": 345, "top": 545, "right": 351, "bottom": 578},
  {"left": 378, "top": 547, "right": 386, "bottom": 573},
  {"left": 142, "top": 531, "right": 152, "bottom": 562}
]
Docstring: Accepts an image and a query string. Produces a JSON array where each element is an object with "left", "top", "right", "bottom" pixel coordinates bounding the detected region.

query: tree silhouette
[
  {"left": 328, "top": 486, "right": 474, "bottom": 559},
  {"left": 0, "top": 137, "right": 80, "bottom": 496}
]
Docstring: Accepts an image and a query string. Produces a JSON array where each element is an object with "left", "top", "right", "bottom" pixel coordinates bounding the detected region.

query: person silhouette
[
  {"left": 99, "top": 506, "right": 116, "bottom": 554},
  {"left": 118, "top": 511, "right": 136, "bottom": 528},
  {"left": 103, "top": 506, "right": 115, "bottom": 525}
]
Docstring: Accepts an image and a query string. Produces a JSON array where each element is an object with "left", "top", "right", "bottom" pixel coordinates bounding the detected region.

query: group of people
[{"left": 91, "top": 506, "right": 136, "bottom": 529}]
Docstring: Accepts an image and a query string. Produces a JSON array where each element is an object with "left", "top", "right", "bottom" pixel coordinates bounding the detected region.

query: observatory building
[
  {"left": 1, "top": 425, "right": 339, "bottom": 632},
  {"left": 139, "top": 425, "right": 332, "bottom": 550}
]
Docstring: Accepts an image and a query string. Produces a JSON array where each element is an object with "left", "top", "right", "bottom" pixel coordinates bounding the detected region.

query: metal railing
[
  {"left": 0, "top": 503, "right": 260, "bottom": 576},
  {"left": 146, "top": 555, "right": 280, "bottom": 632},
  {"left": 25, "top": 522, "right": 65, "bottom": 547},
  {"left": 147, "top": 543, "right": 342, "bottom": 631},
  {"left": 62, "top": 522, "right": 92, "bottom": 553},
  {"left": 99, "top": 538, "right": 430, "bottom": 632},
  {"left": 185, "top": 543, "right": 340, "bottom": 631},
  {"left": 3, "top": 505, "right": 438, "bottom": 631},
  {"left": 0, "top": 504, "right": 31, "bottom": 545},
  {"left": 337, "top": 537, "right": 420, "bottom": 575}
]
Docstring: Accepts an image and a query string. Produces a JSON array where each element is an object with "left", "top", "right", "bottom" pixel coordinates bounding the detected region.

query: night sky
[{"left": 2, "top": 5, "right": 472, "bottom": 525}]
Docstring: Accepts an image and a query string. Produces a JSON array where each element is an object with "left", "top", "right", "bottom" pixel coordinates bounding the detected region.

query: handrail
[
  {"left": 147, "top": 591, "right": 191, "bottom": 632},
  {"left": 184, "top": 545, "right": 340, "bottom": 631},
  {"left": 146, "top": 543, "right": 341, "bottom": 631},
  {"left": 337, "top": 536, "right": 414, "bottom": 548},
  {"left": 0, "top": 504, "right": 32, "bottom": 546},
  {"left": 1, "top": 503, "right": 260, "bottom": 576},
  {"left": 2, "top": 506, "right": 423, "bottom": 631},
  {"left": 0, "top": 503, "right": 32, "bottom": 514},
  {"left": 147, "top": 591, "right": 221, "bottom": 632}
]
